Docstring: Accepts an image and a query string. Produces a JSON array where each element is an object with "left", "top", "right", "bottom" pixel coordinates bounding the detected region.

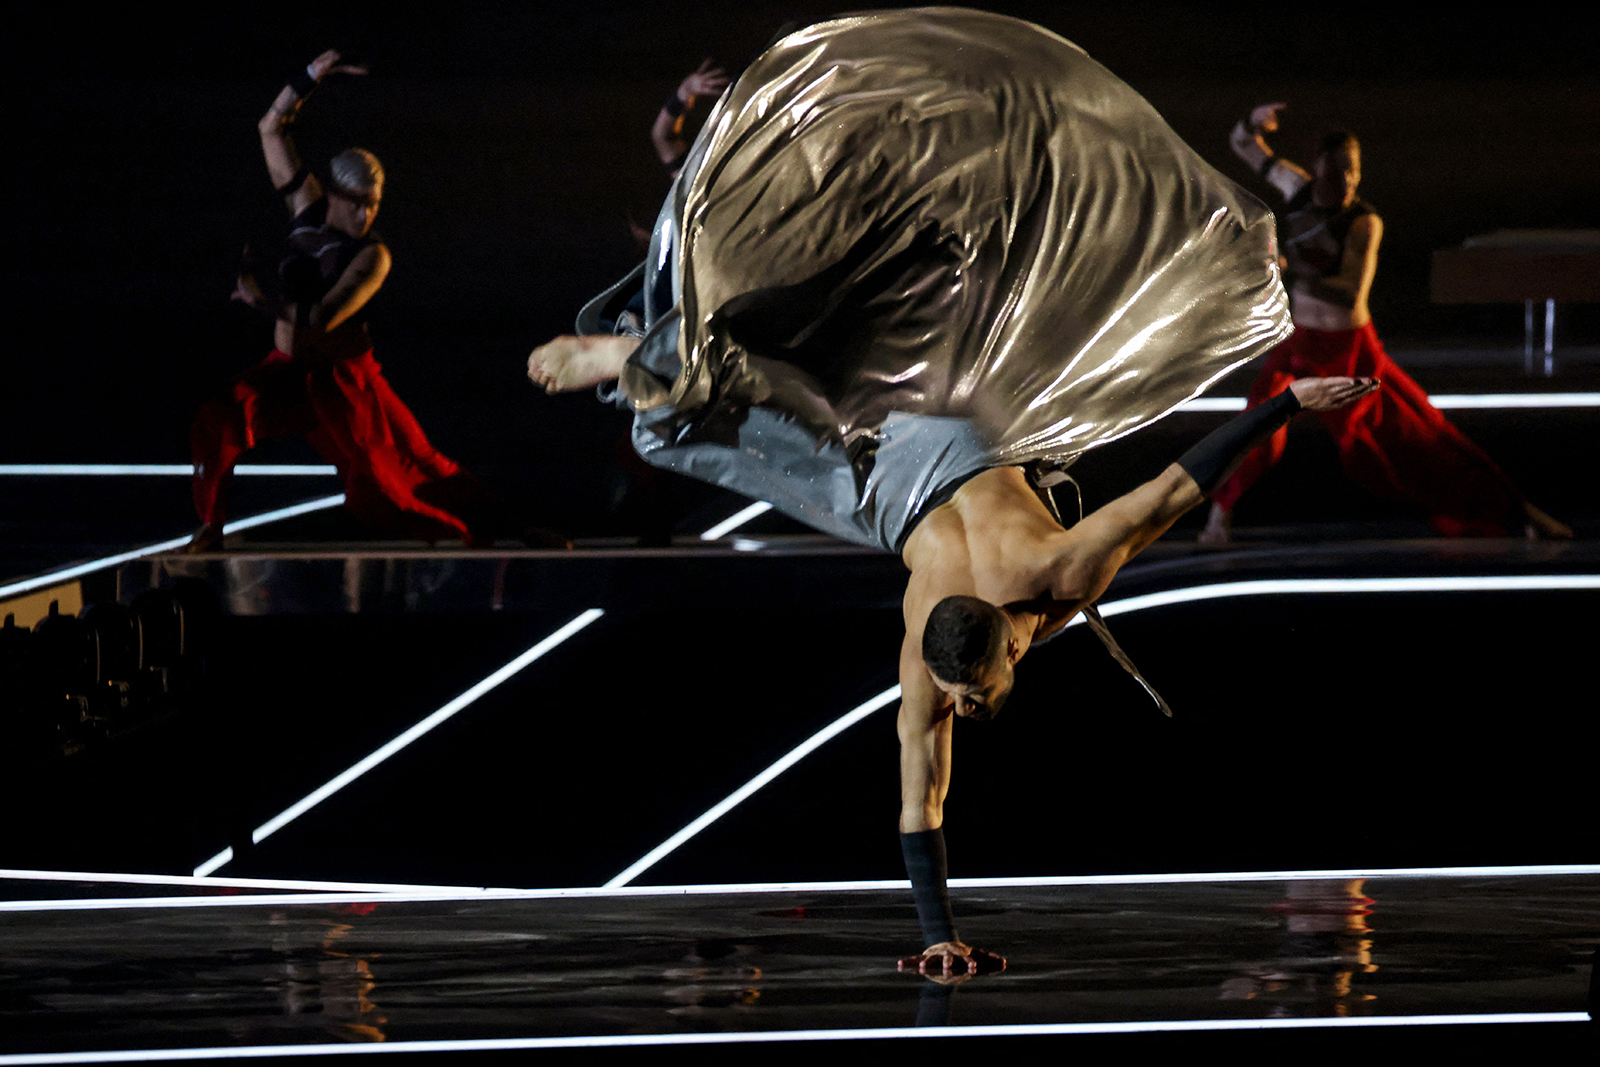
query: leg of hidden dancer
[
  {"left": 529, "top": 10, "right": 1374, "bottom": 975},
  {"left": 1200, "top": 107, "right": 1570, "bottom": 543}
]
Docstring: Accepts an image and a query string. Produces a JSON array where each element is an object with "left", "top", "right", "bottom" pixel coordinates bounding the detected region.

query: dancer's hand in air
[
  {"left": 1289, "top": 376, "right": 1379, "bottom": 411},
  {"left": 678, "top": 58, "right": 731, "bottom": 103},
  {"left": 306, "top": 50, "right": 369, "bottom": 82},
  {"left": 1249, "top": 101, "right": 1286, "bottom": 133}
]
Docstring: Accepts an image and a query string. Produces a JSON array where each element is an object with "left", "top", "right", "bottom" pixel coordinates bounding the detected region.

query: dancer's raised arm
[{"left": 257, "top": 50, "right": 367, "bottom": 215}]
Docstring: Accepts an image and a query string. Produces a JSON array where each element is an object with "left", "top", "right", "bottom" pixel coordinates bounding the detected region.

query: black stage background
[
  {"left": 2, "top": 9, "right": 1596, "bottom": 1057},
  {"left": 6, "top": 2, "right": 1598, "bottom": 538}
]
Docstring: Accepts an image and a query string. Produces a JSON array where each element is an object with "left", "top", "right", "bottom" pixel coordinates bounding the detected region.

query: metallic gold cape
[{"left": 586, "top": 8, "right": 1291, "bottom": 551}]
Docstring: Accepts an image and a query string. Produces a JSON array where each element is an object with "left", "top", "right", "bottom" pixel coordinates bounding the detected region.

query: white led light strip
[
  {"left": 193, "top": 609, "right": 606, "bottom": 877},
  {"left": 0, "top": 867, "right": 490, "bottom": 895},
  {"left": 700, "top": 501, "right": 774, "bottom": 540},
  {"left": 1178, "top": 392, "right": 1600, "bottom": 412},
  {"left": 0, "top": 495, "right": 347, "bottom": 601},
  {"left": 0, "top": 1013, "right": 1586, "bottom": 1063},
  {"left": 4, "top": 863, "right": 1599, "bottom": 914},
  {"left": 0, "top": 464, "right": 338, "bottom": 476},
  {"left": 606, "top": 572, "right": 1600, "bottom": 886},
  {"left": 604, "top": 687, "right": 903, "bottom": 887}
]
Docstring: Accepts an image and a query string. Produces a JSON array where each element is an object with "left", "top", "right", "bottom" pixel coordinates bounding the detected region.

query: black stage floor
[
  {"left": 1, "top": 870, "right": 1594, "bottom": 1062},
  {"left": 3, "top": 369, "right": 1598, "bottom": 1061}
]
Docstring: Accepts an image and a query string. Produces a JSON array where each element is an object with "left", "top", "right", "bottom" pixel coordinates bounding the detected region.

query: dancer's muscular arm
[
  {"left": 308, "top": 243, "right": 392, "bottom": 332},
  {"left": 235, "top": 241, "right": 390, "bottom": 333},
  {"left": 257, "top": 50, "right": 367, "bottom": 215},
  {"left": 1049, "top": 376, "right": 1379, "bottom": 608},
  {"left": 896, "top": 635, "right": 981, "bottom": 976},
  {"left": 897, "top": 636, "right": 954, "bottom": 837},
  {"left": 1301, "top": 213, "right": 1382, "bottom": 315}
]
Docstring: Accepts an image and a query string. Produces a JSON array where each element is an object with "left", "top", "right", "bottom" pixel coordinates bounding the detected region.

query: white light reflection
[
  {"left": 1067, "top": 574, "right": 1600, "bottom": 630},
  {"left": 0, "top": 866, "right": 489, "bottom": 895},
  {"left": 0, "top": 495, "right": 346, "bottom": 601},
  {"left": 7, "top": 863, "right": 1600, "bottom": 915},
  {"left": 1178, "top": 392, "right": 1600, "bottom": 413},
  {"left": 604, "top": 686, "right": 903, "bottom": 887},
  {"left": 0, "top": 464, "right": 337, "bottom": 476},
  {"left": 699, "top": 501, "right": 774, "bottom": 541},
  {"left": 194, "top": 609, "right": 606, "bottom": 876},
  {"left": 0, "top": 1014, "right": 1584, "bottom": 1063}
]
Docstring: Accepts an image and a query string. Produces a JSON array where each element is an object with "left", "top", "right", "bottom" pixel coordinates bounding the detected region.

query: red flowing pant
[
  {"left": 192, "top": 349, "right": 494, "bottom": 545},
  {"left": 1211, "top": 323, "right": 1525, "bottom": 536}
]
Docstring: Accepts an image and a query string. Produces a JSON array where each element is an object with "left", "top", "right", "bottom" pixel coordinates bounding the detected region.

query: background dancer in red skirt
[
  {"left": 189, "top": 51, "right": 544, "bottom": 551},
  {"left": 1199, "top": 103, "right": 1569, "bottom": 542}
]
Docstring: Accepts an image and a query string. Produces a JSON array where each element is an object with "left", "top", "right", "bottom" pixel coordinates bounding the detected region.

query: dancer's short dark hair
[
  {"left": 922, "top": 596, "right": 1006, "bottom": 685},
  {"left": 1319, "top": 130, "right": 1360, "bottom": 158}
]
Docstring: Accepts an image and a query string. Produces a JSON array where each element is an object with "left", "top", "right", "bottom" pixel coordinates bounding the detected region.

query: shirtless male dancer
[
  {"left": 530, "top": 338, "right": 1376, "bottom": 974},
  {"left": 190, "top": 51, "right": 533, "bottom": 550},
  {"left": 1199, "top": 103, "right": 1568, "bottom": 542}
]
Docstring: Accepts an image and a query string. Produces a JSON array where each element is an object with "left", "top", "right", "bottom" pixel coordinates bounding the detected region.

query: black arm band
[
  {"left": 900, "top": 829, "right": 958, "bottom": 947},
  {"left": 1258, "top": 152, "right": 1277, "bottom": 179},
  {"left": 288, "top": 67, "right": 318, "bottom": 99},
  {"left": 274, "top": 167, "right": 309, "bottom": 196},
  {"left": 663, "top": 93, "right": 686, "bottom": 118},
  {"left": 295, "top": 301, "right": 314, "bottom": 330},
  {"left": 1177, "top": 387, "right": 1301, "bottom": 497}
]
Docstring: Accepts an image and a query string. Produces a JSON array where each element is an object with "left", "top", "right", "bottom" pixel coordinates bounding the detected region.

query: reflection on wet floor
[
  {"left": 0, "top": 874, "right": 1592, "bottom": 1055},
  {"left": 272, "top": 905, "right": 388, "bottom": 1044},
  {"left": 1220, "top": 880, "right": 1377, "bottom": 1017}
]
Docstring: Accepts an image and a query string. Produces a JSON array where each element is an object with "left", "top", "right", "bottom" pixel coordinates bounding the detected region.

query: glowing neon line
[
  {"left": 604, "top": 686, "right": 904, "bottom": 887},
  {"left": 190, "top": 848, "right": 231, "bottom": 878},
  {"left": 0, "top": 464, "right": 338, "bottom": 476},
  {"left": 0, "top": 867, "right": 490, "bottom": 895},
  {"left": 1068, "top": 574, "right": 1600, "bottom": 629},
  {"left": 6, "top": 863, "right": 1599, "bottom": 914},
  {"left": 1178, "top": 397, "right": 1249, "bottom": 411},
  {"left": 194, "top": 609, "right": 606, "bottom": 877},
  {"left": 0, "top": 495, "right": 347, "bottom": 601},
  {"left": 1178, "top": 392, "right": 1600, "bottom": 412},
  {"left": 699, "top": 501, "right": 774, "bottom": 540},
  {"left": 1429, "top": 392, "right": 1600, "bottom": 409},
  {"left": 0, "top": 1013, "right": 1586, "bottom": 1062}
]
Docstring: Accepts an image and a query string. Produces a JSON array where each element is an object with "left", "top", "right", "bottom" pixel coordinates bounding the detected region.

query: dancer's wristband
[
  {"left": 900, "top": 829, "right": 958, "bottom": 947},
  {"left": 288, "top": 66, "right": 319, "bottom": 99},
  {"left": 1177, "top": 387, "right": 1300, "bottom": 497}
]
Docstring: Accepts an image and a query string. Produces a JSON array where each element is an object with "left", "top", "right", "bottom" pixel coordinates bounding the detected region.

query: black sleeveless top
[
  {"left": 278, "top": 199, "right": 380, "bottom": 356},
  {"left": 1279, "top": 184, "right": 1375, "bottom": 287}
]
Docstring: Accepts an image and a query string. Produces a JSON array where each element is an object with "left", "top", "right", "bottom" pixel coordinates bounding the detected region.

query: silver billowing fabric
[{"left": 600, "top": 8, "right": 1292, "bottom": 552}]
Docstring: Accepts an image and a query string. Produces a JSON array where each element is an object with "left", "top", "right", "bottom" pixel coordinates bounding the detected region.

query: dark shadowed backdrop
[{"left": 7, "top": 2, "right": 1597, "bottom": 535}]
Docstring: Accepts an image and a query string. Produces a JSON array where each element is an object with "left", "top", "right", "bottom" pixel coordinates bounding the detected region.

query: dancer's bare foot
[
  {"left": 1524, "top": 503, "right": 1573, "bottom": 540},
  {"left": 1198, "top": 502, "right": 1232, "bottom": 544},
  {"left": 527, "top": 335, "right": 637, "bottom": 393},
  {"left": 186, "top": 521, "right": 224, "bottom": 554}
]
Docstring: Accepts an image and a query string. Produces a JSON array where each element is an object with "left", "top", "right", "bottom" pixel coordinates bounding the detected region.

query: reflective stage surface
[
  {"left": 5, "top": 476, "right": 1599, "bottom": 1061},
  {"left": 0, "top": 872, "right": 1594, "bottom": 1059}
]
